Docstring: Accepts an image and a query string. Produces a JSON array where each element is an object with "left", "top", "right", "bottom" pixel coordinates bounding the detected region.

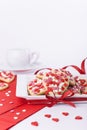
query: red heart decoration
[
  {"left": 31, "top": 121, "right": 39, "bottom": 126},
  {"left": 62, "top": 112, "right": 69, "bottom": 116},
  {"left": 75, "top": 116, "right": 83, "bottom": 120},
  {"left": 44, "top": 114, "right": 51, "bottom": 118},
  {"left": 52, "top": 118, "right": 59, "bottom": 122}
]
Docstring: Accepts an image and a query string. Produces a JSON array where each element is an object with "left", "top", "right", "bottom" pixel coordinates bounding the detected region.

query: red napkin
[
  {"left": 0, "top": 76, "right": 45, "bottom": 130},
  {"left": 0, "top": 104, "right": 45, "bottom": 130},
  {"left": 0, "top": 77, "right": 26, "bottom": 115}
]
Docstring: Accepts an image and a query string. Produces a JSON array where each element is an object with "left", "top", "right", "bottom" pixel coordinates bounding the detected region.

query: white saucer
[{"left": 0, "top": 62, "right": 43, "bottom": 74}]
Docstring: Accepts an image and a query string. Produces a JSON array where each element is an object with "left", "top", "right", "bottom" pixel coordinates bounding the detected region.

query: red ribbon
[
  {"left": 34, "top": 68, "right": 52, "bottom": 75},
  {"left": 62, "top": 57, "right": 87, "bottom": 74},
  {"left": 45, "top": 90, "right": 76, "bottom": 107},
  {"left": 35, "top": 57, "right": 87, "bottom": 75},
  {"left": 81, "top": 57, "right": 87, "bottom": 74},
  {"left": 65, "top": 97, "right": 87, "bottom": 102},
  {"left": 62, "top": 65, "right": 84, "bottom": 74}
]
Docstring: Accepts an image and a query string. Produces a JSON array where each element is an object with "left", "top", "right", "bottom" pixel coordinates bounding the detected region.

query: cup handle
[{"left": 29, "top": 52, "right": 39, "bottom": 64}]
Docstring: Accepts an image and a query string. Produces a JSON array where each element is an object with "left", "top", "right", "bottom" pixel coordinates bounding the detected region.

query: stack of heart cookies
[
  {"left": 0, "top": 71, "right": 15, "bottom": 91},
  {"left": 27, "top": 69, "right": 76, "bottom": 96}
]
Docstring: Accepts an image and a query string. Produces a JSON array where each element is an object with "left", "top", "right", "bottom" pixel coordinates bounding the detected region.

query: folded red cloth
[
  {"left": 0, "top": 104, "right": 45, "bottom": 130},
  {"left": 0, "top": 76, "right": 45, "bottom": 129},
  {"left": 0, "top": 77, "right": 27, "bottom": 115}
]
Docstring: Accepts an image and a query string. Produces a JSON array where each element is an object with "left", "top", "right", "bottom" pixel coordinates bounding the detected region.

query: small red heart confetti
[
  {"left": 52, "top": 118, "right": 59, "bottom": 122},
  {"left": 31, "top": 121, "right": 39, "bottom": 126},
  {"left": 44, "top": 114, "right": 51, "bottom": 118},
  {"left": 62, "top": 112, "right": 69, "bottom": 116},
  {"left": 75, "top": 116, "right": 83, "bottom": 120}
]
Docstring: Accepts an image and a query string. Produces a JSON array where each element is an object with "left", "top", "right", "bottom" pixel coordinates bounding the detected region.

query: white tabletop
[{"left": 10, "top": 103, "right": 87, "bottom": 130}]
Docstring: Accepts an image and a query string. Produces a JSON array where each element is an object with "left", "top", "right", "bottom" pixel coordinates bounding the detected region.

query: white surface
[
  {"left": 0, "top": 0, "right": 87, "bottom": 68},
  {"left": 0, "top": 0, "right": 87, "bottom": 130},
  {"left": 10, "top": 104, "right": 87, "bottom": 130}
]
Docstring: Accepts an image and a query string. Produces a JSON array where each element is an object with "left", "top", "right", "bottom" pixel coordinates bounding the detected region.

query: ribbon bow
[
  {"left": 45, "top": 89, "right": 76, "bottom": 107},
  {"left": 28, "top": 90, "right": 76, "bottom": 107}
]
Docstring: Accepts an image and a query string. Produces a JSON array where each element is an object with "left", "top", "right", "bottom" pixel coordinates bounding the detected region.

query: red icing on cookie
[
  {"left": 0, "top": 71, "right": 14, "bottom": 79},
  {"left": 0, "top": 82, "right": 6, "bottom": 87}
]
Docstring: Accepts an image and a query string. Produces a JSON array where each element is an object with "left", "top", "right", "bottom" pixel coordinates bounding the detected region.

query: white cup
[{"left": 6, "top": 49, "right": 39, "bottom": 68}]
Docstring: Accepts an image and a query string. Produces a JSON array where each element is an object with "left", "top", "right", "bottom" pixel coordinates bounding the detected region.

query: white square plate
[{"left": 16, "top": 74, "right": 87, "bottom": 101}]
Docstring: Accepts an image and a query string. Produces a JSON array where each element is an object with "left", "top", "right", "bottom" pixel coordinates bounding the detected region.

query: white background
[
  {"left": 0, "top": 1, "right": 87, "bottom": 130},
  {"left": 0, "top": 0, "right": 87, "bottom": 68}
]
